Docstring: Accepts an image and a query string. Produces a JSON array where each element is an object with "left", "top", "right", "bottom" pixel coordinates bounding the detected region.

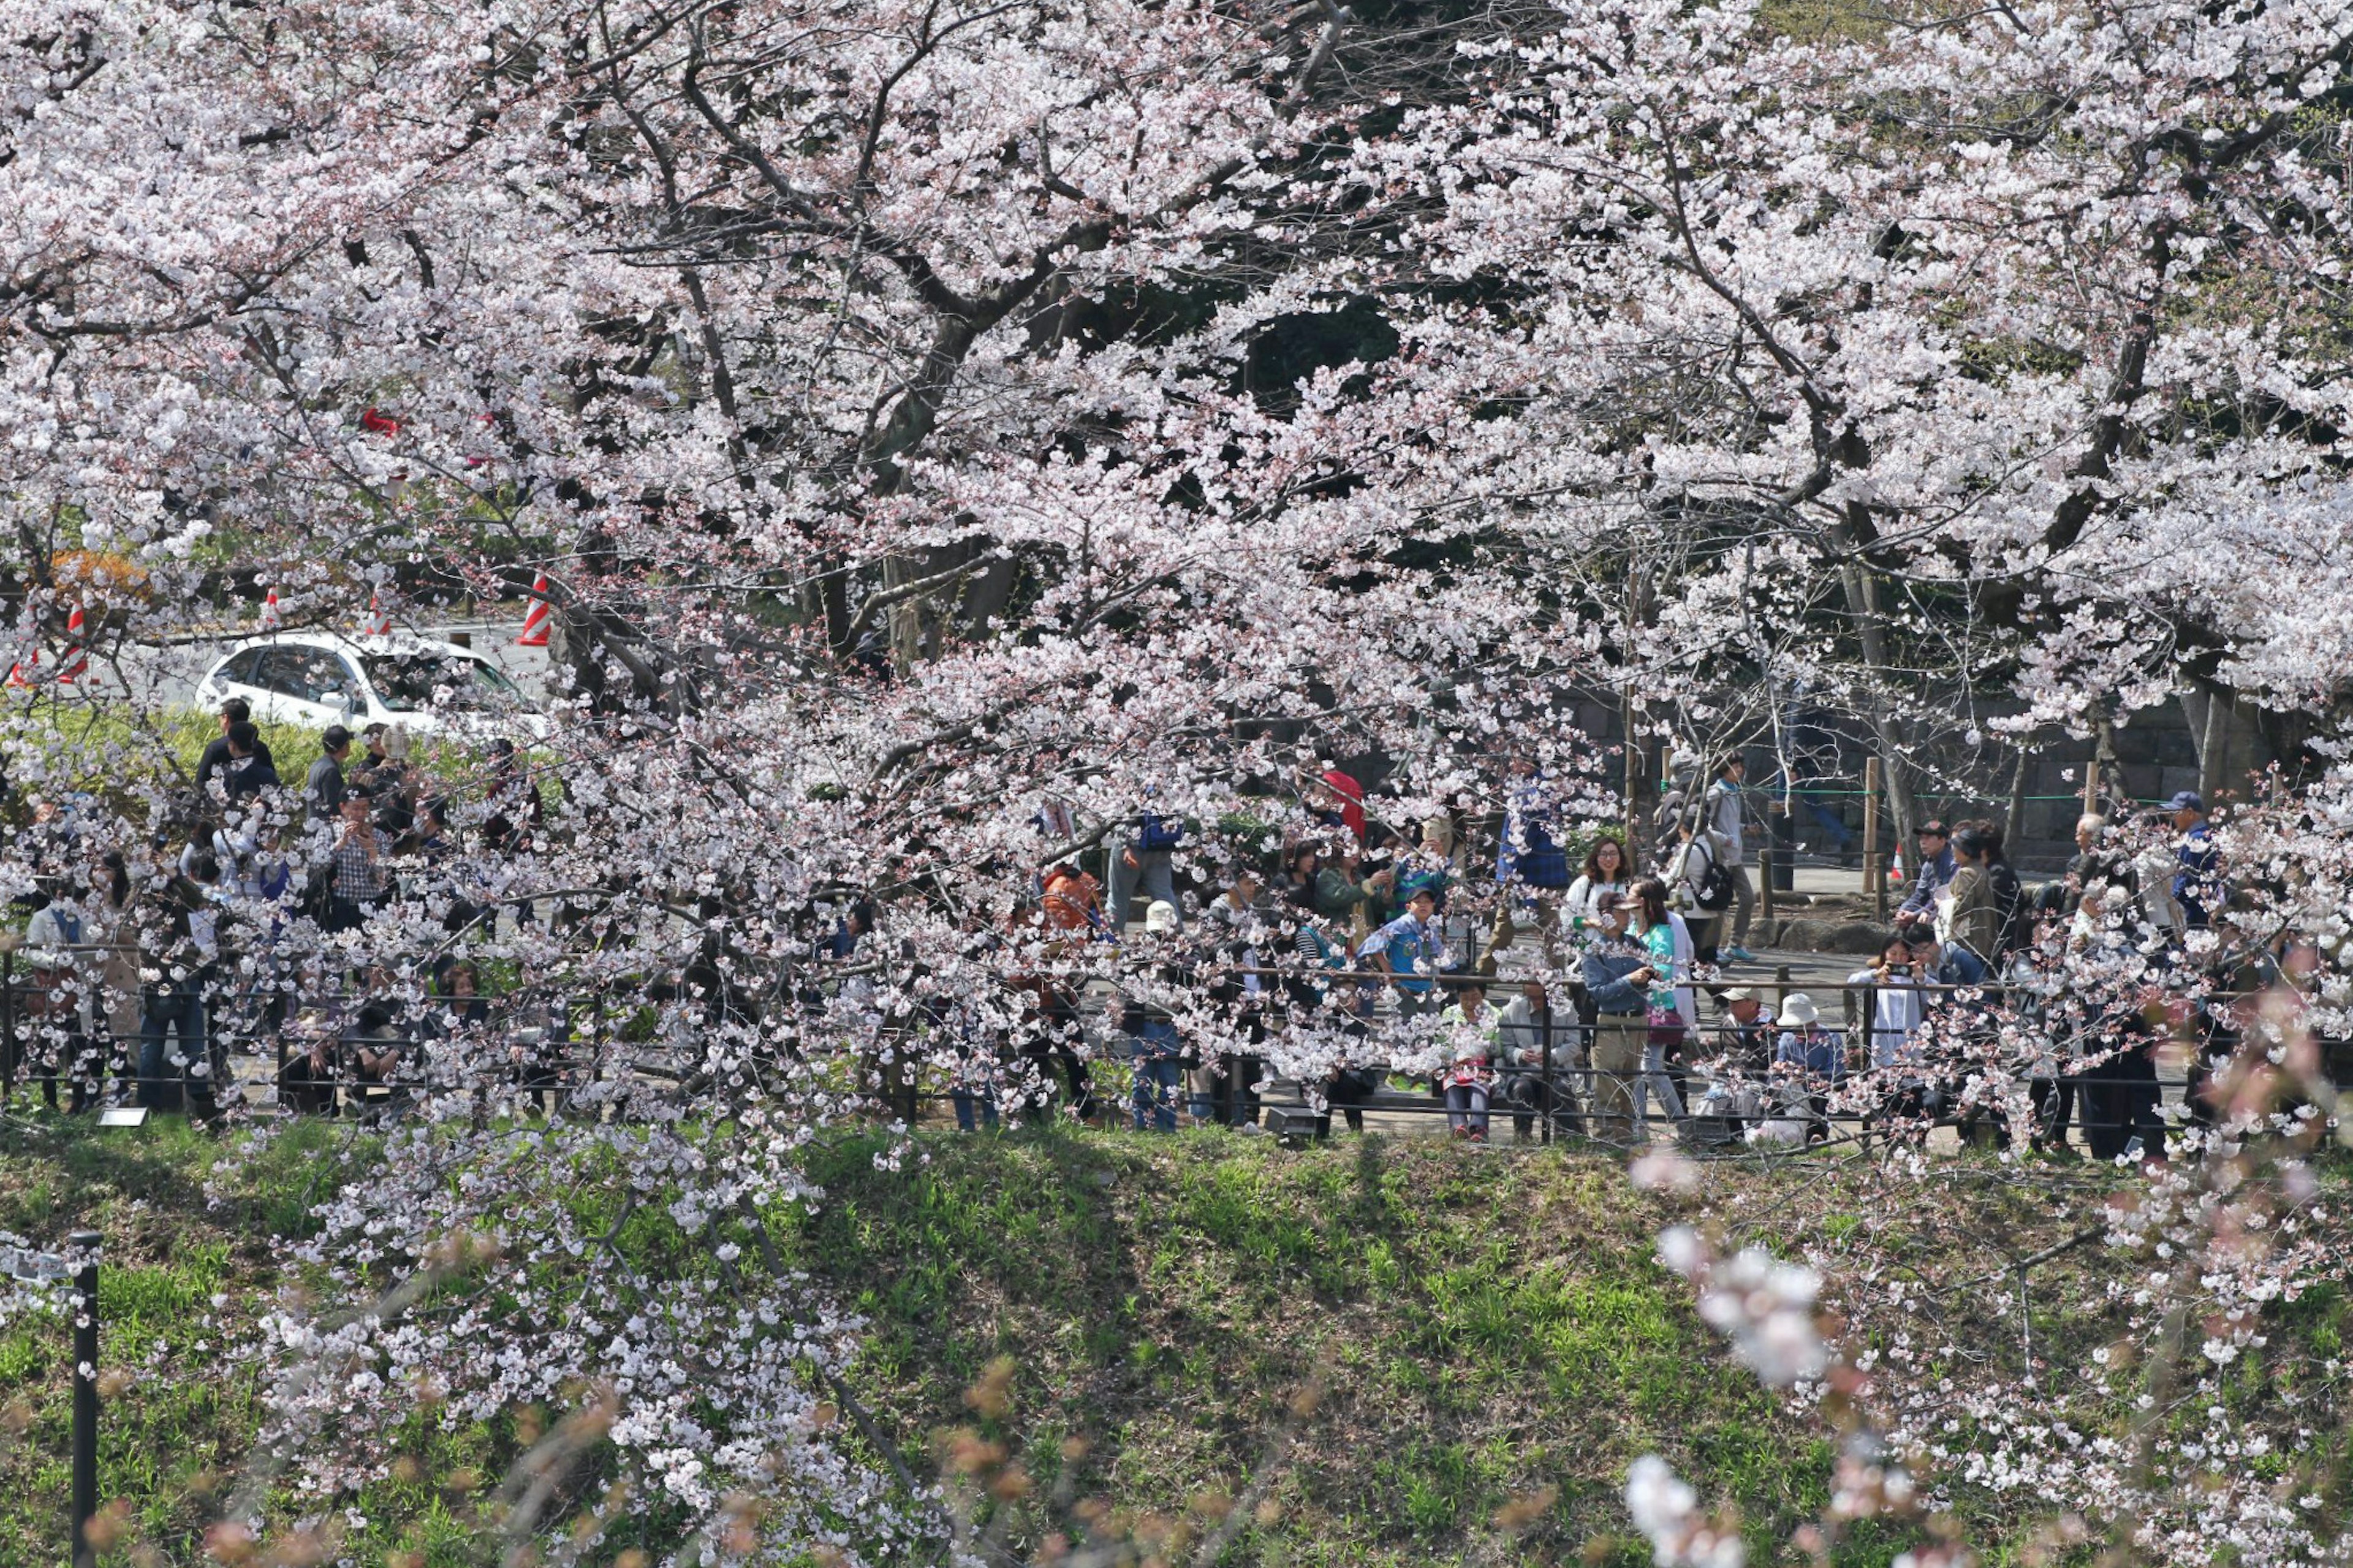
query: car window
[
  {"left": 363, "top": 653, "right": 518, "bottom": 710},
  {"left": 218, "top": 648, "right": 267, "bottom": 686},
  {"left": 259, "top": 647, "right": 357, "bottom": 705},
  {"left": 251, "top": 650, "right": 306, "bottom": 699}
]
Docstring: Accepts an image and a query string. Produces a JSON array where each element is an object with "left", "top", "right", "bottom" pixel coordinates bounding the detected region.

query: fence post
[
  {"left": 2, "top": 947, "right": 15, "bottom": 1104},
  {"left": 1758, "top": 847, "right": 1776, "bottom": 928},
  {"left": 1863, "top": 758, "right": 1886, "bottom": 923},
  {"left": 70, "top": 1230, "right": 100, "bottom": 1568}
]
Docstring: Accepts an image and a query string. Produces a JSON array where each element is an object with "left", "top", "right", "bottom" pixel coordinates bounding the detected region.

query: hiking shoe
[{"left": 1722, "top": 945, "right": 1756, "bottom": 963}]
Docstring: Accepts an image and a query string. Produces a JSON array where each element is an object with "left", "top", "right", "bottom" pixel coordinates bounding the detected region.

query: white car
[{"left": 194, "top": 632, "right": 546, "bottom": 739}]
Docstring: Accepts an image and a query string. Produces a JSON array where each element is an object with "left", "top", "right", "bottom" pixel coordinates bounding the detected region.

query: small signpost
[{"left": 2, "top": 1232, "right": 100, "bottom": 1567}]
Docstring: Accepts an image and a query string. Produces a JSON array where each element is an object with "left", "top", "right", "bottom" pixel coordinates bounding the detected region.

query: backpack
[
  {"left": 1136, "top": 812, "right": 1183, "bottom": 852},
  {"left": 1692, "top": 845, "right": 1735, "bottom": 912}
]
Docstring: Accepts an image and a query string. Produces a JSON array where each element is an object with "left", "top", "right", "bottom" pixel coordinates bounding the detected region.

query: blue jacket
[
  {"left": 2173, "top": 823, "right": 2219, "bottom": 929},
  {"left": 1898, "top": 844, "right": 1958, "bottom": 919},
  {"left": 1581, "top": 950, "right": 1651, "bottom": 1015},
  {"left": 1775, "top": 1028, "right": 1847, "bottom": 1084},
  {"left": 1928, "top": 946, "right": 1988, "bottom": 988}
]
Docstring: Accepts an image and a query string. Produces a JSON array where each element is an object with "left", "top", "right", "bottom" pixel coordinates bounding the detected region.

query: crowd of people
[
  {"left": 7, "top": 699, "right": 541, "bottom": 1119},
  {"left": 5, "top": 713, "right": 2336, "bottom": 1159},
  {"left": 942, "top": 757, "right": 2334, "bottom": 1159}
]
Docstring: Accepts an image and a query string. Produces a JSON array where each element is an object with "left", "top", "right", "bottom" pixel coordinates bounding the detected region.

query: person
[
  {"left": 1304, "top": 760, "right": 1366, "bottom": 848},
  {"left": 1357, "top": 885, "right": 1444, "bottom": 1020},
  {"left": 1942, "top": 824, "right": 2001, "bottom": 969},
  {"left": 403, "top": 797, "right": 453, "bottom": 860},
  {"left": 2167, "top": 791, "right": 2221, "bottom": 930},
  {"left": 1280, "top": 890, "right": 1376, "bottom": 1135},
  {"left": 1848, "top": 937, "right": 1928, "bottom": 1070},
  {"left": 1311, "top": 839, "right": 1380, "bottom": 941},
  {"left": 1495, "top": 975, "right": 1580, "bottom": 1140},
  {"left": 1198, "top": 869, "right": 1269, "bottom": 1126},
  {"left": 1909, "top": 930, "right": 1988, "bottom": 990},
  {"left": 219, "top": 720, "right": 281, "bottom": 807},
  {"left": 306, "top": 725, "right": 352, "bottom": 822},
  {"left": 325, "top": 794, "right": 388, "bottom": 933},
  {"left": 1664, "top": 812, "right": 1730, "bottom": 964},
  {"left": 1561, "top": 838, "right": 1632, "bottom": 944},
  {"left": 1651, "top": 750, "right": 1702, "bottom": 864},
  {"left": 1104, "top": 791, "right": 1183, "bottom": 937},
  {"left": 1392, "top": 817, "right": 1461, "bottom": 941},
  {"left": 1759, "top": 992, "right": 1844, "bottom": 1143},
  {"left": 2047, "top": 812, "right": 2115, "bottom": 916},
  {"left": 1630, "top": 874, "right": 1702, "bottom": 1055},
  {"left": 1618, "top": 885, "right": 1688, "bottom": 1143},
  {"left": 1893, "top": 821, "right": 1957, "bottom": 942},
  {"left": 349, "top": 722, "right": 392, "bottom": 789},
  {"left": 1580, "top": 904, "right": 1659, "bottom": 1145},
  {"left": 1040, "top": 860, "right": 1106, "bottom": 935},
  {"left": 1977, "top": 819, "right": 2028, "bottom": 963},
  {"left": 483, "top": 738, "right": 545, "bottom": 855},
  {"left": 1123, "top": 900, "right": 1188, "bottom": 1131},
  {"left": 1493, "top": 755, "right": 1572, "bottom": 962},
  {"left": 1710, "top": 986, "right": 1777, "bottom": 1073},
  {"left": 346, "top": 978, "right": 413, "bottom": 1120},
  {"left": 2076, "top": 991, "right": 2167, "bottom": 1163},
  {"left": 365, "top": 725, "right": 419, "bottom": 839},
  {"left": 196, "top": 698, "right": 274, "bottom": 795},
  {"left": 1434, "top": 979, "right": 1498, "bottom": 1140},
  {"left": 276, "top": 1009, "right": 342, "bottom": 1115},
  {"left": 1703, "top": 756, "right": 1757, "bottom": 961},
  {"left": 22, "top": 873, "right": 99, "bottom": 1111},
  {"left": 135, "top": 846, "right": 223, "bottom": 1115}
]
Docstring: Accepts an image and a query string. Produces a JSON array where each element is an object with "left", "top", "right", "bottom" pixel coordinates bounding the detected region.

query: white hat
[
  {"left": 1143, "top": 900, "right": 1181, "bottom": 934},
  {"left": 1717, "top": 987, "right": 1757, "bottom": 1004},
  {"left": 1778, "top": 993, "right": 1820, "bottom": 1028}
]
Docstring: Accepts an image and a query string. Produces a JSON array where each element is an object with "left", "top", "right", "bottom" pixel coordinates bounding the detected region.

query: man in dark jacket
[
  {"left": 221, "top": 721, "right": 281, "bottom": 806},
  {"left": 196, "top": 699, "right": 273, "bottom": 795},
  {"left": 306, "top": 725, "right": 352, "bottom": 822}
]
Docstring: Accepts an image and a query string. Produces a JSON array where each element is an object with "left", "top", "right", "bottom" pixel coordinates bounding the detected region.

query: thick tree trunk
[
  {"left": 1838, "top": 561, "right": 1918, "bottom": 850},
  {"left": 2184, "top": 681, "right": 2232, "bottom": 803}
]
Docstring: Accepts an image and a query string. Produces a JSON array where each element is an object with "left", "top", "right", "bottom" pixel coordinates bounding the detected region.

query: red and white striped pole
[
  {"left": 517, "top": 574, "right": 551, "bottom": 647},
  {"left": 55, "top": 604, "right": 87, "bottom": 683}
]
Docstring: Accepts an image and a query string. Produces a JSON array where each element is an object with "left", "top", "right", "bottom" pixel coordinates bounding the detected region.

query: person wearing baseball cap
[
  {"left": 1713, "top": 985, "right": 1775, "bottom": 1071},
  {"left": 1893, "top": 820, "right": 1956, "bottom": 942},
  {"left": 2167, "top": 791, "right": 2219, "bottom": 929}
]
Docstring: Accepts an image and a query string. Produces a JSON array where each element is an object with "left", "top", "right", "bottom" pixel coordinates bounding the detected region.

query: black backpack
[{"left": 1694, "top": 844, "right": 1735, "bottom": 912}]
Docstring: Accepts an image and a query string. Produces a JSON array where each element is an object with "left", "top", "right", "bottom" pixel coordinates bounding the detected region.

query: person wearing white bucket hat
[{"left": 1768, "top": 993, "right": 1845, "bottom": 1145}]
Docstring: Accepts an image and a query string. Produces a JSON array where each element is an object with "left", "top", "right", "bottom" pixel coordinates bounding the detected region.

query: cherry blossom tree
[{"left": 2, "top": 0, "right": 2351, "bottom": 1559}]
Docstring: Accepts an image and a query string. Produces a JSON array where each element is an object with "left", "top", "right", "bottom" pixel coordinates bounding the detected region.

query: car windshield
[{"left": 362, "top": 653, "right": 521, "bottom": 711}]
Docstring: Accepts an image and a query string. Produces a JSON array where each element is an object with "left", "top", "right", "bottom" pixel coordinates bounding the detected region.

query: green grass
[{"left": 1, "top": 1116, "right": 2344, "bottom": 1565}]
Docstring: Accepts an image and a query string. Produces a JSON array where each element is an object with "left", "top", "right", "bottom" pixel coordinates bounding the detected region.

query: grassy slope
[{"left": 1, "top": 1118, "right": 2341, "bottom": 1565}]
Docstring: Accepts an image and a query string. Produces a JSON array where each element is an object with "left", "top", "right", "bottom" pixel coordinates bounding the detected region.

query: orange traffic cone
[
  {"left": 360, "top": 589, "right": 392, "bottom": 638},
  {"left": 517, "top": 574, "right": 551, "bottom": 646},
  {"left": 55, "top": 605, "right": 86, "bottom": 682},
  {"left": 4, "top": 650, "right": 32, "bottom": 688},
  {"left": 1888, "top": 845, "right": 1906, "bottom": 885},
  {"left": 259, "top": 587, "right": 281, "bottom": 631}
]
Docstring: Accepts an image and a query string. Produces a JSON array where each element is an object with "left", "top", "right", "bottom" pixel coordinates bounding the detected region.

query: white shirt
[
  {"left": 1845, "top": 967, "right": 1925, "bottom": 1067},
  {"left": 1561, "top": 875, "right": 1626, "bottom": 937},
  {"left": 1666, "top": 912, "right": 1699, "bottom": 1036}
]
